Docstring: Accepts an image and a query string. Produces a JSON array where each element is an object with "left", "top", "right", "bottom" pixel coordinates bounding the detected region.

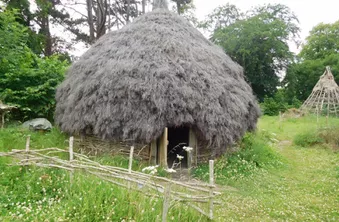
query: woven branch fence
[{"left": 0, "top": 136, "right": 220, "bottom": 221}]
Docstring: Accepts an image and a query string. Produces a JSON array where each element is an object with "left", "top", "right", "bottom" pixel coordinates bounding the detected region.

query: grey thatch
[
  {"left": 55, "top": 6, "right": 260, "bottom": 156},
  {"left": 301, "top": 66, "right": 339, "bottom": 116}
]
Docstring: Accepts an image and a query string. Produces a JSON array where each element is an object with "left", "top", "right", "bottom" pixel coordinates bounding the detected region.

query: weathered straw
[{"left": 55, "top": 6, "right": 260, "bottom": 156}]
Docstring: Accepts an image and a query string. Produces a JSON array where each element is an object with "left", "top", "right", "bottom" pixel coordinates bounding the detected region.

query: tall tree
[
  {"left": 53, "top": 0, "right": 140, "bottom": 45},
  {"left": 0, "top": 9, "right": 68, "bottom": 120},
  {"left": 284, "top": 20, "right": 339, "bottom": 102},
  {"left": 210, "top": 4, "right": 300, "bottom": 100},
  {"left": 299, "top": 21, "right": 339, "bottom": 60},
  {"left": 171, "top": 0, "right": 191, "bottom": 15},
  {"left": 199, "top": 3, "right": 242, "bottom": 33}
]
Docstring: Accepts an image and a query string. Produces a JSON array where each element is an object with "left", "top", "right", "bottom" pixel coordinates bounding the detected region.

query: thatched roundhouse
[{"left": 55, "top": 1, "right": 260, "bottom": 167}]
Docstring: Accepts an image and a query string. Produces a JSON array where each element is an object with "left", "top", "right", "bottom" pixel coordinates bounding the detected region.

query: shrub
[
  {"left": 0, "top": 9, "right": 69, "bottom": 121},
  {"left": 294, "top": 131, "right": 324, "bottom": 147},
  {"left": 261, "top": 89, "right": 302, "bottom": 116},
  {"left": 194, "top": 132, "right": 284, "bottom": 184},
  {"left": 317, "top": 127, "right": 339, "bottom": 150},
  {"left": 294, "top": 127, "right": 339, "bottom": 149}
]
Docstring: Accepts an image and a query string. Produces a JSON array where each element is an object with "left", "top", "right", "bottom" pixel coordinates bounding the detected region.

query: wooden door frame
[{"left": 149, "top": 127, "right": 198, "bottom": 168}]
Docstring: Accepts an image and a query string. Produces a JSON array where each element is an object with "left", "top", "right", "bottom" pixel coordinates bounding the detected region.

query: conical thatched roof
[
  {"left": 55, "top": 6, "right": 260, "bottom": 155},
  {"left": 301, "top": 66, "right": 339, "bottom": 116}
]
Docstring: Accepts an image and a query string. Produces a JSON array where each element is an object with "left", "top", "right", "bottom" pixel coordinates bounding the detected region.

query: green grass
[
  {"left": 0, "top": 167, "right": 203, "bottom": 221},
  {"left": 1, "top": 115, "right": 339, "bottom": 221},
  {"left": 0, "top": 127, "right": 204, "bottom": 221},
  {"left": 196, "top": 115, "right": 339, "bottom": 221},
  {"left": 0, "top": 126, "right": 68, "bottom": 152}
]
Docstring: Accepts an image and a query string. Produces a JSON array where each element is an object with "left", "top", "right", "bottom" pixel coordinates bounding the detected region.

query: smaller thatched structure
[
  {"left": 301, "top": 66, "right": 339, "bottom": 116},
  {"left": 55, "top": 0, "right": 260, "bottom": 167}
]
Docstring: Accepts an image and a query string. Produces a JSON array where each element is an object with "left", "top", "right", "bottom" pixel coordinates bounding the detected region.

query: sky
[
  {"left": 25, "top": 0, "right": 338, "bottom": 57},
  {"left": 194, "top": 0, "right": 339, "bottom": 53}
]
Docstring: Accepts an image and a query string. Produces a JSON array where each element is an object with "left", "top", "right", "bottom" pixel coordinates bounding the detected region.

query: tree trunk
[
  {"left": 142, "top": 0, "right": 146, "bottom": 14},
  {"left": 40, "top": 14, "right": 52, "bottom": 56},
  {"left": 176, "top": 2, "right": 181, "bottom": 14},
  {"left": 45, "top": 17, "right": 52, "bottom": 56},
  {"left": 96, "top": 0, "right": 107, "bottom": 39},
  {"left": 86, "top": 0, "right": 95, "bottom": 43},
  {"left": 108, "top": 0, "right": 111, "bottom": 31},
  {"left": 126, "top": 0, "right": 131, "bottom": 23}
]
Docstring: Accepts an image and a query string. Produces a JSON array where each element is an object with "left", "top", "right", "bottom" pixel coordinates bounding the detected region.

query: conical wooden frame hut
[
  {"left": 301, "top": 66, "right": 339, "bottom": 116},
  {"left": 55, "top": 0, "right": 260, "bottom": 168}
]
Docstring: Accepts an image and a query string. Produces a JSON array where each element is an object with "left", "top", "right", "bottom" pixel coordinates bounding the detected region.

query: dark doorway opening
[{"left": 167, "top": 127, "right": 189, "bottom": 168}]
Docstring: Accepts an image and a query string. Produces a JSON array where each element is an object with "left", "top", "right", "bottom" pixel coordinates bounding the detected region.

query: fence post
[
  {"left": 128, "top": 146, "right": 134, "bottom": 189},
  {"left": 162, "top": 183, "right": 171, "bottom": 222},
  {"left": 69, "top": 136, "right": 74, "bottom": 183},
  {"left": 1, "top": 112, "right": 4, "bottom": 129},
  {"left": 209, "top": 160, "right": 214, "bottom": 220},
  {"left": 25, "top": 135, "right": 30, "bottom": 152},
  {"left": 25, "top": 135, "right": 30, "bottom": 164},
  {"left": 316, "top": 105, "right": 319, "bottom": 128},
  {"left": 69, "top": 136, "right": 74, "bottom": 161}
]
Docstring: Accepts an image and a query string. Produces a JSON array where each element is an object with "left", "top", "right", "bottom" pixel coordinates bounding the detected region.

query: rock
[{"left": 22, "top": 118, "right": 52, "bottom": 131}]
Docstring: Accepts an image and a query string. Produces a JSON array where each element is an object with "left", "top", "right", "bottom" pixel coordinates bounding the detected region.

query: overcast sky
[{"left": 194, "top": 0, "right": 339, "bottom": 53}]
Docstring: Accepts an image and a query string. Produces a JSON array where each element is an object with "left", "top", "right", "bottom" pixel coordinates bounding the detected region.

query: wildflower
[
  {"left": 165, "top": 168, "right": 176, "bottom": 173},
  {"left": 183, "top": 146, "right": 193, "bottom": 153},
  {"left": 142, "top": 165, "right": 159, "bottom": 175},
  {"left": 176, "top": 154, "right": 184, "bottom": 161}
]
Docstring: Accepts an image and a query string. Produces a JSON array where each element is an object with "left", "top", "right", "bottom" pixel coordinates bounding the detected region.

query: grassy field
[
  {"left": 209, "top": 115, "right": 339, "bottom": 221},
  {"left": 1, "top": 115, "right": 339, "bottom": 221}
]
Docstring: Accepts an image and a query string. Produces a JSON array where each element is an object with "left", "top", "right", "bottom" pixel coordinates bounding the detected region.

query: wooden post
[
  {"left": 188, "top": 128, "right": 197, "bottom": 167},
  {"left": 316, "top": 105, "right": 319, "bottom": 127},
  {"left": 209, "top": 160, "right": 214, "bottom": 220},
  {"left": 25, "top": 135, "right": 30, "bottom": 152},
  {"left": 69, "top": 136, "right": 74, "bottom": 183},
  {"left": 1, "top": 112, "right": 4, "bottom": 129},
  {"left": 326, "top": 115, "right": 329, "bottom": 127},
  {"left": 149, "top": 140, "right": 157, "bottom": 165},
  {"left": 128, "top": 146, "right": 134, "bottom": 189},
  {"left": 25, "top": 135, "right": 30, "bottom": 164},
  {"left": 162, "top": 183, "right": 171, "bottom": 222},
  {"left": 159, "top": 128, "right": 168, "bottom": 168},
  {"left": 69, "top": 136, "right": 74, "bottom": 161}
]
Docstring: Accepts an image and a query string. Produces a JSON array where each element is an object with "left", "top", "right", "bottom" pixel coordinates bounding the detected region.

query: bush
[
  {"left": 294, "top": 131, "right": 324, "bottom": 147},
  {"left": 194, "top": 132, "right": 284, "bottom": 184},
  {"left": 293, "top": 127, "right": 339, "bottom": 149},
  {"left": 0, "top": 9, "right": 69, "bottom": 121},
  {"left": 261, "top": 89, "right": 302, "bottom": 116},
  {"left": 317, "top": 127, "right": 339, "bottom": 150}
]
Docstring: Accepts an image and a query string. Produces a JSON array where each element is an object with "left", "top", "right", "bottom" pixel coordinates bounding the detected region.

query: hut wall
[
  {"left": 75, "top": 136, "right": 150, "bottom": 160},
  {"left": 196, "top": 139, "right": 213, "bottom": 163},
  {"left": 74, "top": 131, "right": 215, "bottom": 166}
]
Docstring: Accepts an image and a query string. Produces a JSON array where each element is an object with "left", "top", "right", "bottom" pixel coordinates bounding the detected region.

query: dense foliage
[
  {"left": 205, "top": 4, "right": 300, "bottom": 101},
  {"left": 284, "top": 21, "right": 339, "bottom": 102},
  {"left": 260, "top": 89, "right": 301, "bottom": 116},
  {"left": 0, "top": 9, "right": 68, "bottom": 120}
]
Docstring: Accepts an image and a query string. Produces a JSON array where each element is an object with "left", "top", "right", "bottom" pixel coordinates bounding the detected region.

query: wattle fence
[{"left": 0, "top": 136, "right": 220, "bottom": 221}]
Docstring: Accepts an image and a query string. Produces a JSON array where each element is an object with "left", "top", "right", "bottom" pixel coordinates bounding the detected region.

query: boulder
[{"left": 23, "top": 118, "right": 52, "bottom": 131}]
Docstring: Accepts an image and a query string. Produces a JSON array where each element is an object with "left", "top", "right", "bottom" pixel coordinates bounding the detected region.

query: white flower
[
  {"left": 183, "top": 146, "right": 193, "bottom": 153},
  {"left": 165, "top": 168, "right": 176, "bottom": 173},
  {"left": 142, "top": 165, "right": 159, "bottom": 175},
  {"left": 150, "top": 168, "right": 157, "bottom": 175},
  {"left": 177, "top": 154, "right": 184, "bottom": 160}
]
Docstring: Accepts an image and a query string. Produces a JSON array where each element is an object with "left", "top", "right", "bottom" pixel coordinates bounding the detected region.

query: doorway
[{"left": 167, "top": 126, "right": 189, "bottom": 168}]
